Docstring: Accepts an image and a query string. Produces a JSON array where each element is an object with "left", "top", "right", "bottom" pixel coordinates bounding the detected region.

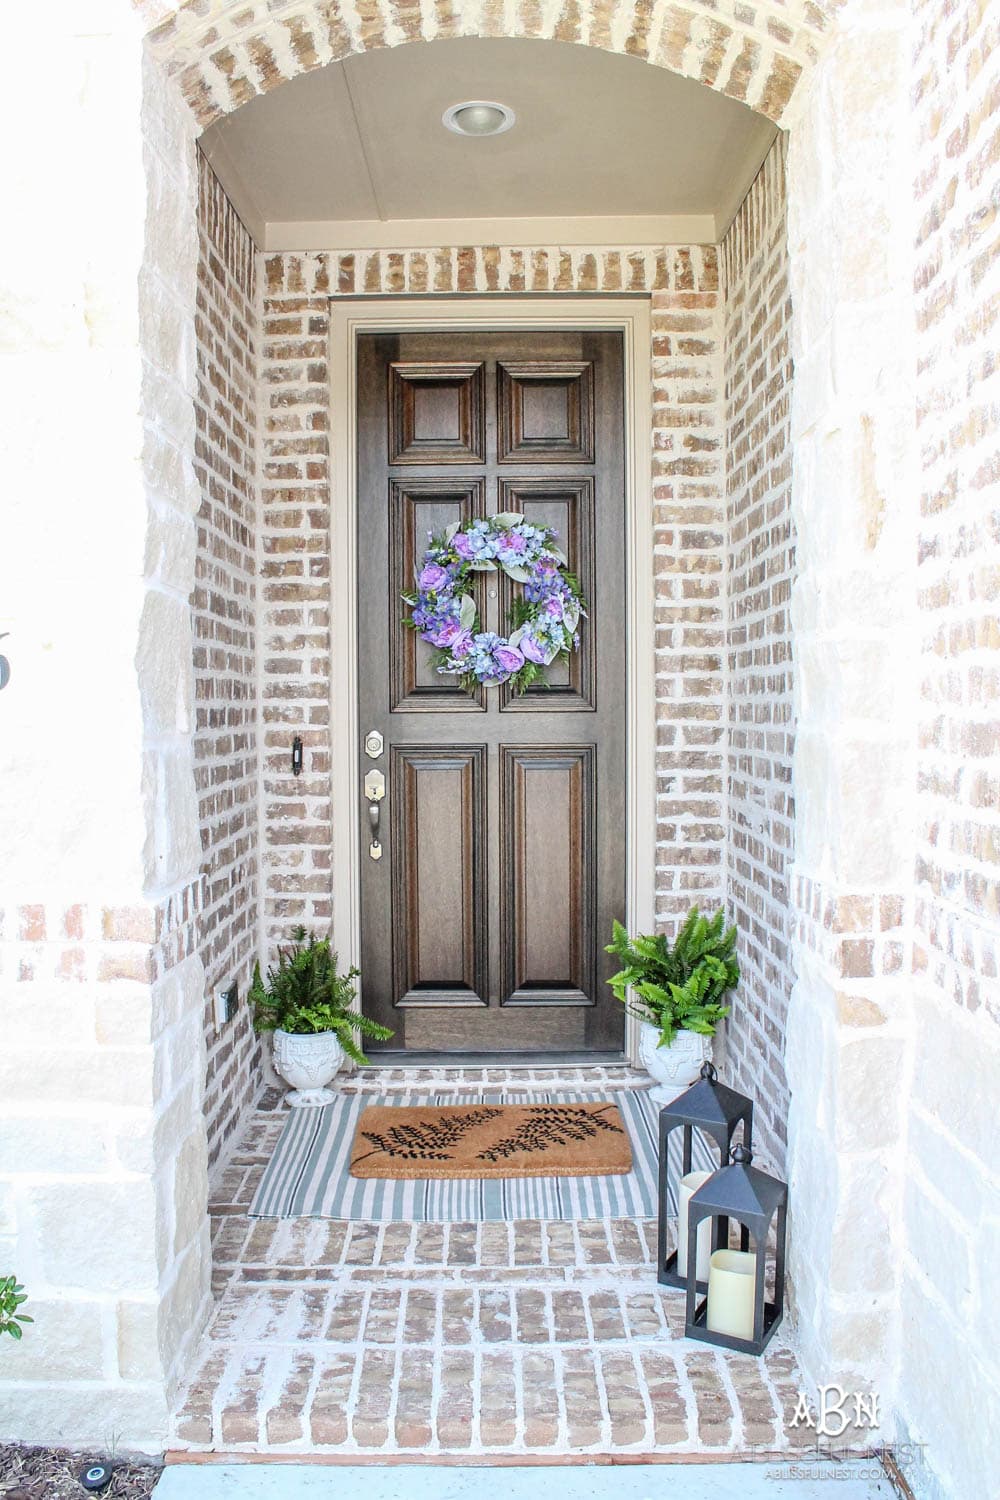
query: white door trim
[{"left": 328, "top": 297, "right": 654, "bottom": 1064}]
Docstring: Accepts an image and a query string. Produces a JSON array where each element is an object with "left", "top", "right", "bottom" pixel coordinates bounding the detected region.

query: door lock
[{"left": 364, "top": 729, "right": 384, "bottom": 759}]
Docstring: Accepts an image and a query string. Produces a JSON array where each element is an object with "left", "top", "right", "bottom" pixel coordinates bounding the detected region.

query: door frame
[{"left": 328, "top": 297, "right": 654, "bottom": 1064}]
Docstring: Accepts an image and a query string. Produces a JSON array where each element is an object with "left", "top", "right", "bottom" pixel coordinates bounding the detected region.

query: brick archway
[{"left": 141, "top": 0, "right": 832, "bottom": 129}]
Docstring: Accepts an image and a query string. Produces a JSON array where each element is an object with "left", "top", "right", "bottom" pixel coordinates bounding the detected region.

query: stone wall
[
  {"left": 193, "top": 150, "right": 262, "bottom": 1169},
  {"left": 721, "top": 135, "right": 794, "bottom": 1170},
  {"left": 258, "top": 246, "right": 726, "bottom": 961},
  {"left": 783, "top": 0, "right": 918, "bottom": 1441},
  {"left": 898, "top": 0, "right": 1000, "bottom": 1493},
  {"left": 0, "top": 13, "right": 211, "bottom": 1450}
]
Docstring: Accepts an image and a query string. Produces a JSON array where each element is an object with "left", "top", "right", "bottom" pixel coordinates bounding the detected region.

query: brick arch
[{"left": 142, "top": 0, "right": 832, "bottom": 131}]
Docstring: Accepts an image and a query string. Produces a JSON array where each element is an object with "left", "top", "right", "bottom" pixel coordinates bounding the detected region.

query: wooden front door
[{"left": 357, "top": 329, "right": 626, "bottom": 1055}]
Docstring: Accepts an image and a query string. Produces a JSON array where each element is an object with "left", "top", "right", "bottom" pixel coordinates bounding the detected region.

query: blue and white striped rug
[{"left": 250, "top": 1088, "right": 715, "bottom": 1222}]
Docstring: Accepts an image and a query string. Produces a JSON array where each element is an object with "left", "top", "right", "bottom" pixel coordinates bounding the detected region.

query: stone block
[
  {"left": 0, "top": 1116, "right": 109, "bottom": 1176},
  {"left": 118, "top": 1297, "right": 163, "bottom": 1382},
  {"left": 172, "top": 1128, "right": 209, "bottom": 1258},
  {"left": 142, "top": 747, "right": 202, "bottom": 890},
  {"left": 911, "top": 991, "right": 1000, "bottom": 1167},
  {"left": 159, "top": 1230, "right": 211, "bottom": 1379},
  {"left": 898, "top": 1273, "right": 998, "bottom": 1500},
  {"left": 96, "top": 989, "right": 154, "bottom": 1047},
  {"left": 5, "top": 1297, "right": 107, "bottom": 1381},
  {"left": 0, "top": 1049, "right": 152, "bottom": 1111},
  {"left": 136, "top": 590, "right": 194, "bottom": 739},
  {"left": 0, "top": 1382, "right": 169, "bottom": 1454},
  {"left": 903, "top": 1175, "right": 972, "bottom": 1318},
  {"left": 828, "top": 1155, "right": 896, "bottom": 1296},
  {"left": 143, "top": 496, "right": 198, "bottom": 589},
  {"left": 835, "top": 1035, "right": 906, "bottom": 1152},
  {"left": 29, "top": 1179, "right": 159, "bottom": 1292}
]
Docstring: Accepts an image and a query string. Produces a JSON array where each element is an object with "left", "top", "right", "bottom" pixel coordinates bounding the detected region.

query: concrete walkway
[{"left": 155, "top": 1459, "right": 896, "bottom": 1499}]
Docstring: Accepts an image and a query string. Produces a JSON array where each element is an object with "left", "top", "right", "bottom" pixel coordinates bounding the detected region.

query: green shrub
[
  {"left": 0, "top": 1277, "right": 31, "bottom": 1340},
  {"left": 249, "top": 926, "right": 392, "bottom": 1064},
  {"left": 606, "top": 907, "right": 739, "bottom": 1048}
]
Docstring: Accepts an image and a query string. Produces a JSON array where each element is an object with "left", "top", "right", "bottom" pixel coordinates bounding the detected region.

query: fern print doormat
[
  {"left": 350, "top": 1101, "right": 632, "bottom": 1180},
  {"left": 249, "top": 1089, "right": 715, "bottom": 1221}
]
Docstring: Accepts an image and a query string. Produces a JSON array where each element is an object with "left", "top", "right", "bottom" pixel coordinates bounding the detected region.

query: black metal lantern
[
  {"left": 657, "top": 1062, "right": 753, "bottom": 1291},
  {"left": 684, "top": 1143, "right": 787, "bottom": 1355}
]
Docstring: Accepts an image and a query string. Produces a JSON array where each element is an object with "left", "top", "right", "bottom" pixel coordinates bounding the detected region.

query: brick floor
[{"left": 170, "top": 1069, "right": 843, "bottom": 1458}]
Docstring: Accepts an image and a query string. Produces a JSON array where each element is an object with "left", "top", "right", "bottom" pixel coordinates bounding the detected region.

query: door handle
[{"left": 364, "top": 769, "right": 385, "bottom": 861}]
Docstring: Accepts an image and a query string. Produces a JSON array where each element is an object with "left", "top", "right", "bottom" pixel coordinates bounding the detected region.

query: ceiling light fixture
[{"left": 442, "top": 100, "right": 516, "bottom": 137}]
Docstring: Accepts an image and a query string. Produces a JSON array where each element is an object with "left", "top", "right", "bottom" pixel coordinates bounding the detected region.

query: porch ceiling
[{"left": 199, "top": 38, "right": 777, "bottom": 248}]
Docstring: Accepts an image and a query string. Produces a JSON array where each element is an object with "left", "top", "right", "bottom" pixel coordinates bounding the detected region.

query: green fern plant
[
  {"left": 606, "top": 907, "right": 739, "bottom": 1048},
  {"left": 250, "top": 926, "right": 392, "bottom": 1065},
  {"left": 0, "top": 1276, "right": 31, "bottom": 1340}
]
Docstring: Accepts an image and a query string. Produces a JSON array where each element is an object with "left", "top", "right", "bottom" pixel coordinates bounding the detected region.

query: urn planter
[
  {"left": 272, "top": 1028, "right": 346, "bottom": 1107},
  {"left": 638, "top": 1019, "right": 713, "bottom": 1105}
]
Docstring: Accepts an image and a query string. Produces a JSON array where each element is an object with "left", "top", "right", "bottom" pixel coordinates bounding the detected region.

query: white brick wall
[
  {"left": 721, "top": 135, "right": 795, "bottom": 1171},
  {"left": 193, "top": 151, "right": 263, "bottom": 1170}
]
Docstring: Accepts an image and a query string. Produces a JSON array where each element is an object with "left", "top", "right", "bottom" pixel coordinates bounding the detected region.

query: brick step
[
  {"left": 211, "top": 1217, "right": 662, "bottom": 1271},
  {"left": 204, "top": 1282, "right": 696, "bottom": 1345},
  {"left": 173, "top": 1340, "right": 808, "bottom": 1454}
]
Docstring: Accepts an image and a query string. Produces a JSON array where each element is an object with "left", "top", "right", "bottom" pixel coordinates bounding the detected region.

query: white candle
[
  {"left": 707, "top": 1248, "right": 757, "bottom": 1340},
  {"left": 676, "top": 1171, "right": 713, "bottom": 1280}
]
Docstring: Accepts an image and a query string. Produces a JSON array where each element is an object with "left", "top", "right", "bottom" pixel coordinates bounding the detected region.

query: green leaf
[
  {"left": 602, "top": 907, "right": 739, "bottom": 1037},
  {"left": 458, "top": 593, "right": 477, "bottom": 630},
  {"left": 492, "top": 512, "right": 523, "bottom": 528},
  {"left": 500, "top": 562, "right": 532, "bottom": 583},
  {"left": 470, "top": 559, "right": 497, "bottom": 571}
]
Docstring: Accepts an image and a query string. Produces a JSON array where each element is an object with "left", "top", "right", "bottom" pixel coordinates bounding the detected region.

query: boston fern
[
  {"left": 250, "top": 926, "right": 392, "bottom": 1065},
  {"left": 0, "top": 1276, "right": 31, "bottom": 1340},
  {"left": 606, "top": 907, "right": 739, "bottom": 1048}
]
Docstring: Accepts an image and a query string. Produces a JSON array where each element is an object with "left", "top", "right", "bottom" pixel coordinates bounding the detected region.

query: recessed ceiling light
[{"left": 442, "top": 100, "right": 516, "bottom": 137}]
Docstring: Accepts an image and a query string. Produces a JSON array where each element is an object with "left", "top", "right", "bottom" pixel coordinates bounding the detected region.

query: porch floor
[{"left": 172, "top": 1068, "right": 829, "bottom": 1460}]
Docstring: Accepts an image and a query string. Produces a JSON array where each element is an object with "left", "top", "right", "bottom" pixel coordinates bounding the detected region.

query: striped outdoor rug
[{"left": 250, "top": 1088, "right": 716, "bottom": 1222}]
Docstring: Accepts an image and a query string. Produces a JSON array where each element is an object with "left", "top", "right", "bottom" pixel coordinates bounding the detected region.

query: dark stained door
[{"left": 357, "top": 329, "right": 626, "bottom": 1054}]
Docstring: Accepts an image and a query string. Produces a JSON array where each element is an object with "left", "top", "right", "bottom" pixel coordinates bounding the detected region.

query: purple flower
[
  {"left": 503, "top": 532, "right": 527, "bottom": 554},
  {"left": 419, "top": 563, "right": 450, "bottom": 591},
  {"left": 449, "top": 629, "right": 474, "bottom": 660},
  {"left": 519, "top": 631, "right": 548, "bottom": 665},
  {"left": 545, "top": 596, "right": 564, "bottom": 619},
  {"left": 426, "top": 616, "right": 463, "bottom": 648},
  {"left": 453, "top": 532, "right": 474, "bottom": 560},
  {"left": 494, "top": 644, "right": 525, "bottom": 675}
]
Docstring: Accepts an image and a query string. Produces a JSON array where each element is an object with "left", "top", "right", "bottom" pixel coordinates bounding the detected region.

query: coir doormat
[{"left": 349, "top": 1101, "right": 632, "bottom": 1180}]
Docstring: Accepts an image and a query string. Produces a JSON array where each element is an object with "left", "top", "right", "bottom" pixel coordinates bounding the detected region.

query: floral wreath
[{"left": 402, "top": 514, "right": 586, "bottom": 694}]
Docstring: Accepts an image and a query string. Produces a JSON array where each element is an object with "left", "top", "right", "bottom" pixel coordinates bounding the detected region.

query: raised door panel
[
  {"left": 389, "top": 362, "right": 485, "bottom": 464},
  {"left": 389, "top": 477, "right": 486, "bottom": 712},
  {"left": 391, "top": 746, "right": 487, "bottom": 1007},
  {"left": 500, "top": 745, "right": 596, "bottom": 1006},
  {"left": 497, "top": 360, "right": 595, "bottom": 464},
  {"left": 497, "top": 478, "right": 596, "bottom": 712}
]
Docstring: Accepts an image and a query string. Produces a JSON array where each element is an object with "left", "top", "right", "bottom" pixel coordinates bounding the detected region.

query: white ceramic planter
[
  {"left": 638, "top": 1019, "right": 713, "bottom": 1105},
  {"left": 272, "top": 1028, "right": 346, "bottom": 1107}
]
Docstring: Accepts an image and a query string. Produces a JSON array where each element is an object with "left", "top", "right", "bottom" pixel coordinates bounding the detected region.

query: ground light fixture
[{"left": 442, "top": 100, "right": 516, "bottom": 137}]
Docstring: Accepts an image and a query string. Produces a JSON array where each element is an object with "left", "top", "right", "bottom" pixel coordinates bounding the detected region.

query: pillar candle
[
  {"left": 706, "top": 1248, "right": 757, "bottom": 1340},
  {"left": 677, "top": 1170, "right": 713, "bottom": 1280}
]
